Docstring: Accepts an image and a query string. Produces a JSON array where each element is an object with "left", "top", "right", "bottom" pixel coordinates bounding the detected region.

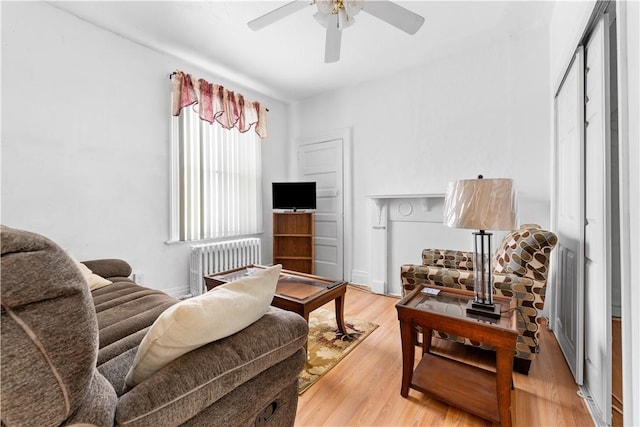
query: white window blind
[{"left": 170, "top": 106, "right": 262, "bottom": 242}]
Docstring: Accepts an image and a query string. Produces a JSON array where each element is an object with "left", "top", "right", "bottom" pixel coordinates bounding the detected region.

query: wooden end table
[
  {"left": 395, "top": 285, "right": 517, "bottom": 427},
  {"left": 204, "top": 264, "right": 347, "bottom": 335}
]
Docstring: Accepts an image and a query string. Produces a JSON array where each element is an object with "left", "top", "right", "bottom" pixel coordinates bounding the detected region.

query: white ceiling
[{"left": 50, "top": 1, "right": 554, "bottom": 103}]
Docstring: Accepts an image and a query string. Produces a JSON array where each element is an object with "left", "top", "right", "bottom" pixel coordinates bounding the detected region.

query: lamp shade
[{"left": 443, "top": 178, "right": 517, "bottom": 231}]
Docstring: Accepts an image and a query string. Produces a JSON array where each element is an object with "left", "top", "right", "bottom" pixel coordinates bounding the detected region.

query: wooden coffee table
[
  {"left": 204, "top": 265, "right": 347, "bottom": 335},
  {"left": 396, "top": 284, "right": 517, "bottom": 427}
]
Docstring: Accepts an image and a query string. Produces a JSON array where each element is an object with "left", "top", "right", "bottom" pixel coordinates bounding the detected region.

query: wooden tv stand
[{"left": 272, "top": 211, "right": 314, "bottom": 274}]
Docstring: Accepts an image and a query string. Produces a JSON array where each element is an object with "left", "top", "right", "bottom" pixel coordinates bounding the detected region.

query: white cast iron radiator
[{"left": 189, "top": 238, "right": 262, "bottom": 296}]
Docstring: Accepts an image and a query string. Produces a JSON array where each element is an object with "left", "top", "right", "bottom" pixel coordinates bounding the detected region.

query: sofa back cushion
[
  {"left": 0, "top": 225, "right": 111, "bottom": 426},
  {"left": 493, "top": 224, "right": 558, "bottom": 282},
  {"left": 421, "top": 249, "right": 474, "bottom": 271}
]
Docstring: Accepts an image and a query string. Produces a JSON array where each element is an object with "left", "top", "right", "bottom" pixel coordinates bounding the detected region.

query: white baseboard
[
  {"left": 350, "top": 269, "right": 388, "bottom": 295},
  {"left": 350, "top": 269, "right": 369, "bottom": 286},
  {"left": 370, "top": 280, "right": 386, "bottom": 295},
  {"left": 162, "top": 286, "right": 190, "bottom": 298},
  {"left": 612, "top": 304, "right": 622, "bottom": 318}
]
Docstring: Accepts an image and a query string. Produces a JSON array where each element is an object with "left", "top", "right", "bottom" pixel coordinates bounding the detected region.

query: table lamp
[{"left": 443, "top": 175, "right": 517, "bottom": 318}]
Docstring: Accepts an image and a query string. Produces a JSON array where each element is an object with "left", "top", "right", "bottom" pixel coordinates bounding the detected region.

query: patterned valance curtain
[{"left": 171, "top": 70, "right": 268, "bottom": 139}]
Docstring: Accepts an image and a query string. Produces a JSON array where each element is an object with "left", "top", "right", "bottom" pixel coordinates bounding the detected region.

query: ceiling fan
[{"left": 248, "top": 0, "right": 425, "bottom": 63}]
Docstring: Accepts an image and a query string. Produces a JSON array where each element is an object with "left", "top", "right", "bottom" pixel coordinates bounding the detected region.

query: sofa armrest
[
  {"left": 82, "top": 259, "right": 132, "bottom": 280},
  {"left": 421, "top": 249, "right": 474, "bottom": 270},
  {"left": 113, "top": 307, "right": 308, "bottom": 427}
]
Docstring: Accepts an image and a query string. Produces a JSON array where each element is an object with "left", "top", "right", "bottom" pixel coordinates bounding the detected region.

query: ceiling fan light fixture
[
  {"left": 315, "top": 0, "right": 355, "bottom": 30},
  {"left": 249, "top": 0, "right": 425, "bottom": 63},
  {"left": 315, "top": 0, "right": 334, "bottom": 15},
  {"left": 337, "top": 8, "right": 354, "bottom": 29},
  {"left": 313, "top": 11, "right": 329, "bottom": 28},
  {"left": 343, "top": 0, "right": 364, "bottom": 17}
]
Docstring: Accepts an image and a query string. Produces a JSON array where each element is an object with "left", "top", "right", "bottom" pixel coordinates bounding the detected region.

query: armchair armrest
[
  {"left": 400, "top": 249, "right": 475, "bottom": 296},
  {"left": 493, "top": 272, "right": 545, "bottom": 357},
  {"left": 421, "top": 249, "right": 474, "bottom": 270},
  {"left": 400, "top": 263, "right": 475, "bottom": 296},
  {"left": 82, "top": 259, "right": 132, "bottom": 280}
]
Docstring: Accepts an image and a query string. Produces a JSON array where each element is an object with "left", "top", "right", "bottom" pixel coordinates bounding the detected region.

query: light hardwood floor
[
  {"left": 295, "top": 286, "right": 594, "bottom": 426},
  {"left": 612, "top": 317, "right": 622, "bottom": 426}
]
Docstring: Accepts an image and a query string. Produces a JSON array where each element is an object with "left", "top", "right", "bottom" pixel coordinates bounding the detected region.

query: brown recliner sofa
[{"left": 1, "top": 225, "right": 308, "bottom": 426}]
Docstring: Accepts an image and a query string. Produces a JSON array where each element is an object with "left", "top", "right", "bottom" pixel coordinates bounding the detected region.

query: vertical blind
[{"left": 170, "top": 106, "right": 262, "bottom": 242}]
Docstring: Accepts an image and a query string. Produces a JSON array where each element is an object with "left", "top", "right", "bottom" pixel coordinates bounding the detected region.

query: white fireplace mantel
[
  {"left": 366, "top": 193, "right": 446, "bottom": 295},
  {"left": 366, "top": 193, "right": 446, "bottom": 215}
]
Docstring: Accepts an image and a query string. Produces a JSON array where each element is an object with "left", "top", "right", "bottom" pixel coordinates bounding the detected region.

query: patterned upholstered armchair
[{"left": 400, "top": 224, "right": 557, "bottom": 374}]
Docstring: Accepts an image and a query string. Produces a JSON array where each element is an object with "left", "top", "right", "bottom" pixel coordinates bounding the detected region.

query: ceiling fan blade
[
  {"left": 248, "top": 1, "right": 309, "bottom": 31},
  {"left": 362, "top": 0, "right": 425, "bottom": 35},
  {"left": 325, "top": 14, "right": 341, "bottom": 63}
]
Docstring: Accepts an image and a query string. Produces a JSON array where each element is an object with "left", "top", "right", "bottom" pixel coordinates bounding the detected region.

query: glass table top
[{"left": 410, "top": 288, "right": 512, "bottom": 326}]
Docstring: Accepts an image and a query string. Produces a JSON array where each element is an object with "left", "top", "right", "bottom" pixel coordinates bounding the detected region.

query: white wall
[
  {"left": 292, "top": 23, "right": 551, "bottom": 283},
  {"left": 0, "top": 2, "right": 289, "bottom": 295}
]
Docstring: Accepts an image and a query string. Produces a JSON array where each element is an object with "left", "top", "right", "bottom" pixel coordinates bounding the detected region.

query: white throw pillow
[
  {"left": 77, "top": 261, "right": 112, "bottom": 291},
  {"left": 124, "top": 264, "right": 282, "bottom": 388}
]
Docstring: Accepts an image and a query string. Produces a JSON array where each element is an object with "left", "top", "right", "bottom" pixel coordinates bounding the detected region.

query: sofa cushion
[
  {"left": 92, "top": 281, "right": 178, "bottom": 366},
  {"left": 125, "top": 264, "right": 282, "bottom": 387},
  {"left": 0, "top": 225, "right": 115, "bottom": 427}
]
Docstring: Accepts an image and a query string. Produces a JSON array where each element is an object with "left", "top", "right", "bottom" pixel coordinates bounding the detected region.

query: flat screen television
[{"left": 272, "top": 182, "right": 316, "bottom": 211}]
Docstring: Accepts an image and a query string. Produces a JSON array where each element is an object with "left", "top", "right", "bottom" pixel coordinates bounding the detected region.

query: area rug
[{"left": 298, "top": 308, "right": 379, "bottom": 394}]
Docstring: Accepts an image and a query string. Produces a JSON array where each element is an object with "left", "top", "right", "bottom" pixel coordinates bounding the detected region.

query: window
[{"left": 170, "top": 106, "right": 262, "bottom": 242}]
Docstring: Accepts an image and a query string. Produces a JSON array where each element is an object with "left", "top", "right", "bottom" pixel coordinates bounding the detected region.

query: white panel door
[
  {"left": 298, "top": 139, "right": 344, "bottom": 280},
  {"left": 553, "top": 46, "right": 585, "bottom": 385},
  {"left": 584, "top": 14, "right": 612, "bottom": 424}
]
